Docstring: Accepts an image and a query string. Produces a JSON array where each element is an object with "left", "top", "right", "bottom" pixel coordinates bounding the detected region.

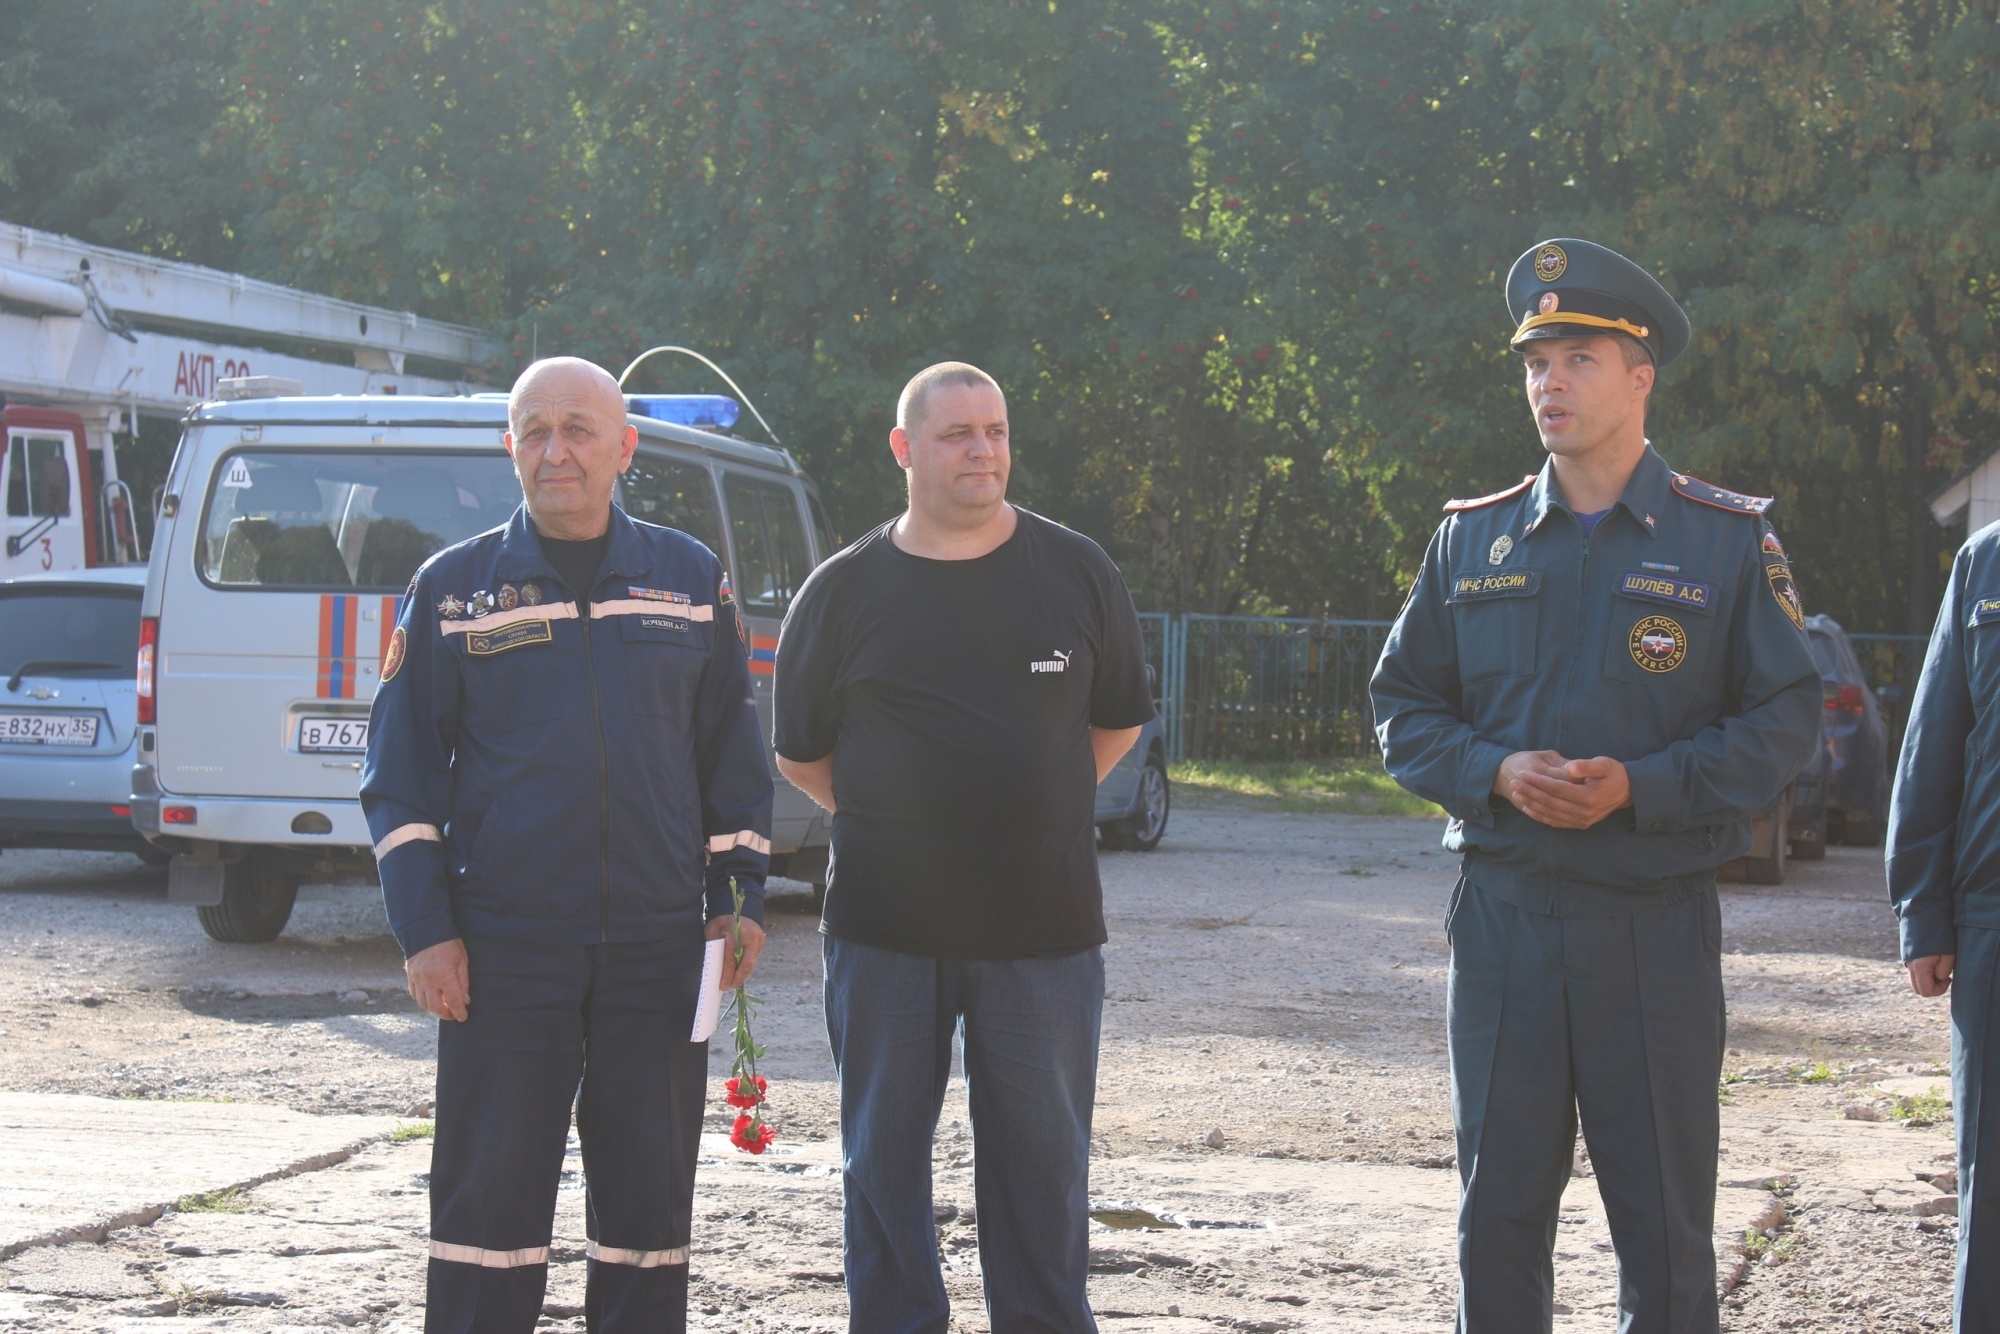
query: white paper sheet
[{"left": 690, "top": 936, "right": 728, "bottom": 1042}]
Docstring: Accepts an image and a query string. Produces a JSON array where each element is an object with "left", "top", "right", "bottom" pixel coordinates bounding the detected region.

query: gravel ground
[{"left": 0, "top": 810, "right": 1961, "bottom": 1330}]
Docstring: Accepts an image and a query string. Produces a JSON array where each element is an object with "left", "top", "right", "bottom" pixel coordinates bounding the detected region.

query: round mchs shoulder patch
[
  {"left": 381, "top": 624, "right": 408, "bottom": 684},
  {"left": 1629, "top": 614, "right": 1687, "bottom": 673}
]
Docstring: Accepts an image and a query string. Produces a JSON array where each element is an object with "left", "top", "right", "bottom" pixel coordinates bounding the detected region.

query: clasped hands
[{"left": 1493, "top": 749, "right": 1634, "bottom": 829}]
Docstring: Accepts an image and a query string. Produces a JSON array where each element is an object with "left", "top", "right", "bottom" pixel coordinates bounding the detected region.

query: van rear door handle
[{"left": 321, "top": 761, "right": 361, "bottom": 770}]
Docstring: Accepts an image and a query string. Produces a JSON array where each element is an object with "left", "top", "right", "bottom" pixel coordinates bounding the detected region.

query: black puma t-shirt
[{"left": 773, "top": 508, "right": 1155, "bottom": 959}]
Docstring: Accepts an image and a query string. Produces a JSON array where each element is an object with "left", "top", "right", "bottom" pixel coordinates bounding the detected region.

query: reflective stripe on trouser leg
[
  {"left": 586, "top": 1242, "right": 690, "bottom": 1268},
  {"left": 577, "top": 937, "right": 709, "bottom": 1334},
  {"left": 428, "top": 1242, "right": 551, "bottom": 1269}
]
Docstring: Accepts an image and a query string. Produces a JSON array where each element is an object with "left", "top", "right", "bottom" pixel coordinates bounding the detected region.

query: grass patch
[
  {"left": 173, "top": 1187, "right": 247, "bottom": 1214},
  {"left": 392, "top": 1120, "right": 436, "bottom": 1142},
  {"left": 1169, "top": 759, "right": 1442, "bottom": 816},
  {"left": 159, "top": 1280, "right": 226, "bottom": 1315},
  {"left": 1794, "top": 1060, "right": 1839, "bottom": 1084},
  {"left": 1893, "top": 1086, "right": 1951, "bottom": 1126}
]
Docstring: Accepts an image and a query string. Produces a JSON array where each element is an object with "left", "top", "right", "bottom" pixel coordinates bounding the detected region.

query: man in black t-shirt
[{"left": 774, "top": 362, "right": 1154, "bottom": 1333}]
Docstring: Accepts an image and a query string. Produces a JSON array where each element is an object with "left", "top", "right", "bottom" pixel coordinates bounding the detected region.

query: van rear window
[{"left": 200, "top": 450, "right": 520, "bottom": 591}]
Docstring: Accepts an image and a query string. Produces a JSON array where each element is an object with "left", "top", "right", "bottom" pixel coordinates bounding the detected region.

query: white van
[{"left": 132, "top": 392, "right": 834, "bottom": 941}]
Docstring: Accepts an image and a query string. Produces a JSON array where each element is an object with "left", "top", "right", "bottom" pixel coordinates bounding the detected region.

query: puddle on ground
[
  {"left": 1090, "top": 1204, "right": 1269, "bottom": 1231},
  {"left": 1091, "top": 1207, "right": 1182, "bottom": 1230}
]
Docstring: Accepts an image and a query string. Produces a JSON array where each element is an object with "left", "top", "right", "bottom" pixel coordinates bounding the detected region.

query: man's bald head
[
  {"left": 502, "top": 357, "right": 637, "bottom": 541},
  {"left": 508, "top": 356, "right": 625, "bottom": 430}
]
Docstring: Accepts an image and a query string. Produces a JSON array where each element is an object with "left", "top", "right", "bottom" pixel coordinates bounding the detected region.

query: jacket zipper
[
  {"left": 577, "top": 582, "right": 612, "bottom": 942},
  {"left": 1545, "top": 520, "right": 1590, "bottom": 880}
]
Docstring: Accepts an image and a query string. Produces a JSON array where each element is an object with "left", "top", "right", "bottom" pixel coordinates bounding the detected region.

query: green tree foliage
[{"left": 3, "top": 0, "right": 1994, "bottom": 627}]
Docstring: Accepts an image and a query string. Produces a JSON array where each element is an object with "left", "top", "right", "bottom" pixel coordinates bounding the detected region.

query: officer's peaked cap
[{"left": 1505, "top": 238, "right": 1690, "bottom": 368}]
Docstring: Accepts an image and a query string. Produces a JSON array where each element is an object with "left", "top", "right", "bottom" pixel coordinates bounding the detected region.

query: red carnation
[
  {"left": 730, "top": 1113, "right": 775, "bottom": 1155},
  {"left": 717, "top": 878, "right": 776, "bottom": 1154}
]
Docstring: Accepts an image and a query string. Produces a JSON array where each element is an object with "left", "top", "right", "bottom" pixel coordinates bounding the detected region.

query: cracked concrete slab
[{"left": 0, "top": 1091, "right": 398, "bottom": 1260}]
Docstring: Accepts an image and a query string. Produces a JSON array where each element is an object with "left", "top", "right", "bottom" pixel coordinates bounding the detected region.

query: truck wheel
[
  {"left": 1789, "top": 809, "right": 1828, "bottom": 861},
  {"left": 1743, "top": 800, "right": 1790, "bottom": 886},
  {"left": 196, "top": 851, "right": 299, "bottom": 943}
]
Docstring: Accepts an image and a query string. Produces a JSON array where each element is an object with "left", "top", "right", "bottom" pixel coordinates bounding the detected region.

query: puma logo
[{"left": 1031, "top": 649, "right": 1073, "bottom": 674}]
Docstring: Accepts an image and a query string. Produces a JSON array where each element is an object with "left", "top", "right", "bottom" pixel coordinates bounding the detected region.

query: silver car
[
  {"left": 0, "top": 566, "right": 160, "bottom": 864},
  {"left": 1093, "top": 675, "right": 1170, "bottom": 852}
]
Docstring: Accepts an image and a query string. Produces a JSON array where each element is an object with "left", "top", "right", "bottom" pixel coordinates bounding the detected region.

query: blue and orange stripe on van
[
  {"left": 747, "top": 634, "right": 778, "bottom": 677},
  {"left": 318, "top": 594, "right": 403, "bottom": 699}
]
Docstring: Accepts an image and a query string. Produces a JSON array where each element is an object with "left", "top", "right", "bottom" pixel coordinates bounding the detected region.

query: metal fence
[
  {"left": 1139, "top": 614, "right": 1392, "bottom": 761},
  {"left": 1137, "top": 614, "right": 1935, "bottom": 765}
]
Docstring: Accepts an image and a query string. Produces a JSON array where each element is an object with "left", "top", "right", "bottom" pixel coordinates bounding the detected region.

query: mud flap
[{"left": 167, "top": 855, "right": 225, "bottom": 905}]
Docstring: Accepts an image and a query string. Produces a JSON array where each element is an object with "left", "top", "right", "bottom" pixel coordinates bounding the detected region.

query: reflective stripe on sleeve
[
  {"left": 590, "top": 599, "right": 714, "bottom": 623},
  {"left": 707, "top": 830, "right": 772, "bottom": 856},
  {"left": 428, "top": 1241, "right": 550, "bottom": 1268},
  {"left": 374, "top": 823, "right": 443, "bottom": 860},
  {"left": 585, "top": 1240, "right": 691, "bottom": 1268}
]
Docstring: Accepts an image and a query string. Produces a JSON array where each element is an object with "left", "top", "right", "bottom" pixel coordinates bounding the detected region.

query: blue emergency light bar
[{"left": 625, "top": 394, "right": 741, "bottom": 430}]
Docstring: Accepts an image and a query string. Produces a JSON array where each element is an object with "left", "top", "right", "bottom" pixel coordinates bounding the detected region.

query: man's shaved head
[{"left": 896, "top": 362, "right": 1003, "bottom": 436}]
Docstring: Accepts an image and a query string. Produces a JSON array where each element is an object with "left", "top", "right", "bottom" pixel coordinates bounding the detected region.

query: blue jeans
[{"left": 823, "top": 935, "right": 1104, "bottom": 1334}]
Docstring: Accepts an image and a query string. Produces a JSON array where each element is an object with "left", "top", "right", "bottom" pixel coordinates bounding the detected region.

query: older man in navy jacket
[{"left": 362, "top": 357, "right": 773, "bottom": 1334}]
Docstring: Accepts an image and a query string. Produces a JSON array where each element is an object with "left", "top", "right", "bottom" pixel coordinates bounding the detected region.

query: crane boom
[{"left": 0, "top": 222, "right": 505, "bottom": 575}]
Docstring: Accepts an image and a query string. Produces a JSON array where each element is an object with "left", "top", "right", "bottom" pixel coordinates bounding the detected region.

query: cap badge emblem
[
  {"left": 1539, "top": 291, "right": 1560, "bottom": 314},
  {"left": 1535, "top": 243, "right": 1568, "bottom": 282},
  {"left": 1488, "top": 534, "right": 1514, "bottom": 566}
]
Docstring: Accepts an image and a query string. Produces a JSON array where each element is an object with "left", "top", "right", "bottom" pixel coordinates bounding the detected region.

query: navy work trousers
[
  {"left": 823, "top": 935, "right": 1105, "bottom": 1334},
  {"left": 425, "top": 934, "right": 708, "bottom": 1334},
  {"left": 1446, "top": 878, "right": 1725, "bottom": 1334},
  {"left": 1954, "top": 925, "right": 2000, "bottom": 1329}
]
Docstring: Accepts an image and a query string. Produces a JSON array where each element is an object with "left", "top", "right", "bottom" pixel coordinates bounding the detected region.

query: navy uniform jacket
[
  {"left": 1371, "top": 445, "right": 1822, "bottom": 916},
  {"left": 1888, "top": 520, "right": 2000, "bottom": 962},
  {"left": 360, "top": 503, "right": 773, "bottom": 959}
]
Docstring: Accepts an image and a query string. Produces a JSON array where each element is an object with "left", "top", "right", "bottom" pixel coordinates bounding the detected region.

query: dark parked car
[
  {"left": 1804, "top": 614, "right": 1890, "bottom": 846},
  {"left": 1737, "top": 708, "right": 1832, "bottom": 885}
]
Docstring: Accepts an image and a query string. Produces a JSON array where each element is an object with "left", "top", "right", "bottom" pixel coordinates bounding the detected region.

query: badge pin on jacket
[{"left": 1489, "top": 535, "right": 1514, "bottom": 566}]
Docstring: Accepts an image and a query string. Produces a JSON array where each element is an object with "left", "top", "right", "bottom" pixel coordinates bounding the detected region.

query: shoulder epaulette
[
  {"left": 1670, "top": 472, "right": 1773, "bottom": 515},
  {"left": 1443, "top": 475, "right": 1536, "bottom": 512}
]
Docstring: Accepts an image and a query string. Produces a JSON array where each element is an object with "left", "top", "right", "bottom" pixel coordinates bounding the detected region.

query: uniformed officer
[
  {"left": 1370, "top": 239, "right": 1823, "bottom": 1332},
  {"left": 1888, "top": 523, "right": 2000, "bottom": 1330},
  {"left": 361, "top": 357, "right": 774, "bottom": 1334}
]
